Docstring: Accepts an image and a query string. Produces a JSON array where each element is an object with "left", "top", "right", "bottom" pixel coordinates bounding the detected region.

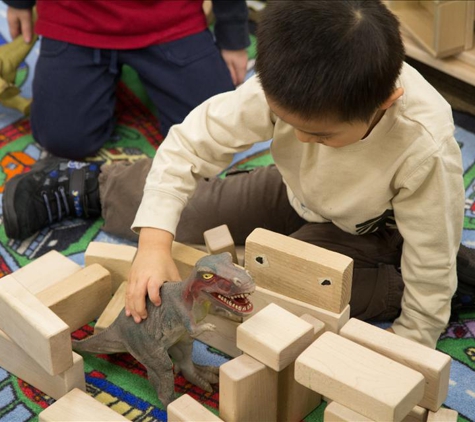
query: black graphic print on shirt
[{"left": 355, "top": 209, "right": 396, "bottom": 234}]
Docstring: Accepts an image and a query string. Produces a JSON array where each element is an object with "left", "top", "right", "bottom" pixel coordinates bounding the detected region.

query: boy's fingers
[
  {"left": 125, "top": 277, "right": 148, "bottom": 323},
  {"left": 148, "top": 280, "right": 162, "bottom": 306}
]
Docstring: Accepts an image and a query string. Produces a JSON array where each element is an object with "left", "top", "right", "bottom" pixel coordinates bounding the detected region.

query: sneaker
[{"left": 2, "top": 157, "right": 102, "bottom": 240}]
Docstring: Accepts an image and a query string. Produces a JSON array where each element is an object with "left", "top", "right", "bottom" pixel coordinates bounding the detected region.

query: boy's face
[{"left": 267, "top": 97, "right": 381, "bottom": 148}]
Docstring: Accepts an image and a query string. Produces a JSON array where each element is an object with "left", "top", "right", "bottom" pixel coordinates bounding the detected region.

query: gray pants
[{"left": 99, "top": 159, "right": 404, "bottom": 322}]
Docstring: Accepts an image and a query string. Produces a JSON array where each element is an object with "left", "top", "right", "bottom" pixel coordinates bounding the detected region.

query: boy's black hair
[{"left": 255, "top": 0, "right": 405, "bottom": 123}]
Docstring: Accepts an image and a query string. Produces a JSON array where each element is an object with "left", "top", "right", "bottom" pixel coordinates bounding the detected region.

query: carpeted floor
[{"left": 0, "top": 10, "right": 474, "bottom": 421}]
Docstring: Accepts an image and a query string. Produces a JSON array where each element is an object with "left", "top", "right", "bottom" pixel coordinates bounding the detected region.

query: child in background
[
  {"left": 3, "top": 0, "right": 474, "bottom": 349},
  {"left": 4, "top": 0, "right": 250, "bottom": 158}
]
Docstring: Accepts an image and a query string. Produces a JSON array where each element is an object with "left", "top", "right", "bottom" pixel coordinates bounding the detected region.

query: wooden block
[
  {"left": 219, "top": 354, "right": 278, "bottom": 422},
  {"left": 168, "top": 394, "right": 223, "bottom": 422},
  {"left": 12, "top": 250, "right": 81, "bottom": 295},
  {"left": 278, "top": 314, "right": 324, "bottom": 422},
  {"left": 85, "top": 242, "right": 137, "bottom": 293},
  {"left": 171, "top": 241, "right": 207, "bottom": 279},
  {"left": 196, "top": 313, "right": 242, "bottom": 358},
  {"left": 204, "top": 224, "right": 238, "bottom": 263},
  {"left": 39, "top": 388, "right": 129, "bottom": 421},
  {"left": 427, "top": 408, "right": 458, "bottom": 422},
  {"left": 245, "top": 228, "right": 353, "bottom": 313},
  {"left": 0, "top": 275, "right": 73, "bottom": 375},
  {"left": 249, "top": 286, "right": 350, "bottom": 334},
  {"left": 295, "top": 332, "right": 425, "bottom": 422},
  {"left": 94, "top": 281, "right": 127, "bottom": 334},
  {"left": 404, "top": 406, "right": 428, "bottom": 422},
  {"left": 324, "top": 401, "right": 372, "bottom": 421},
  {"left": 339, "top": 318, "right": 452, "bottom": 411},
  {"left": 37, "top": 264, "right": 112, "bottom": 332},
  {"left": 0, "top": 330, "right": 85, "bottom": 400},
  {"left": 324, "top": 402, "right": 428, "bottom": 422},
  {"left": 237, "top": 303, "right": 315, "bottom": 371}
]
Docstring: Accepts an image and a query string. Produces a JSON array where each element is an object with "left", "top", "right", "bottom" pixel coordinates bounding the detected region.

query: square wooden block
[{"left": 236, "top": 303, "right": 314, "bottom": 371}]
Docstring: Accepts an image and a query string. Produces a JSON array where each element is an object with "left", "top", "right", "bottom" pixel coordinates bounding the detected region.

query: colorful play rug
[{"left": 0, "top": 24, "right": 474, "bottom": 422}]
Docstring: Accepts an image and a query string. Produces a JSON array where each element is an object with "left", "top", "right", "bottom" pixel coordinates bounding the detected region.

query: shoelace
[{"left": 42, "top": 186, "right": 71, "bottom": 224}]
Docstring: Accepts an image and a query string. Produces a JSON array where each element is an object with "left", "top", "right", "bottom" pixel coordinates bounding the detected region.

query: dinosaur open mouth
[{"left": 211, "top": 292, "right": 253, "bottom": 314}]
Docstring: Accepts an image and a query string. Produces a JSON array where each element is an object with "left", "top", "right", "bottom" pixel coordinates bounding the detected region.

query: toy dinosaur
[{"left": 72, "top": 252, "right": 255, "bottom": 407}]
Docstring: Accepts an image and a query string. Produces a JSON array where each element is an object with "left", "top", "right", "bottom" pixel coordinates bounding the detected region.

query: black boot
[{"left": 2, "top": 157, "right": 102, "bottom": 240}]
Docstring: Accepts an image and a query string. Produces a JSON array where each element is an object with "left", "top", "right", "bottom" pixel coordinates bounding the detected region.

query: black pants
[
  {"left": 31, "top": 31, "right": 234, "bottom": 159},
  {"left": 100, "top": 161, "right": 405, "bottom": 322}
]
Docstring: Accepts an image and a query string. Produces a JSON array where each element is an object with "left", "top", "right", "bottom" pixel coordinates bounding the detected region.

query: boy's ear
[{"left": 380, "top": 87, "right": 404, "bottom": 110}]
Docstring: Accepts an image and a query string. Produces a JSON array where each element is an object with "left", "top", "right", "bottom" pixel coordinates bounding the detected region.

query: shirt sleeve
[
  {"left": 3, "top": 0, "right": 35, "bottom": 9},
  {"left": 211, "top": 0, "right": 250, "bottom": 50},
  {"left": 132, "top": 76, "right": 274, "bottom": 235},
  {"left": 391, "top": 136, "right": 464, "bottom": 348}
]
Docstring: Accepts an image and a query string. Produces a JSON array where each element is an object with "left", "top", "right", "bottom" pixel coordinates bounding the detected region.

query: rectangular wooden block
[
  {"left": 0, "top": 275, "right": 73, "bottom": 375},
  {"left": 237, "top": 303, "right": 315, "bottom": 371},
  {"left": 277, "top": 315, "right": 324, "bottom": 422},
  {"left": 168, "top": 394, "right": 223, "bottom": 422},
  {"left": 85, "top": 242, "right": 137, "bottom": 292},
  {"left": 94, "top": 281, "right": 127, "bottom": 334},
  {"left": 204, "top": 224, "right": 238, "bottom": 263},
  {"left": 427, "top": 408, "right": 458, "bottom": 421},
  {"left": 37, "top": 264, "right": 112, "bottom": 332},
  {"left": 0, "top": 330, "right": 85, "bottom": 400},
  {"left": 249, "top": 285, "right": 350, "bottom": 334},
  {"left": 39, "top": 388, "right": 129, "bottom": 421},
  {"left": 324, "top": 401, "right": 372, "bottom": 421},
  {"left": 171, "top": 241, "right": 207, "bottom": 279},
  {"left": 324, "top": 402, "right": 428, "bottom": 422},
  {"left": 339, "top": 318, "right": 452, "bottom": 411},
  {"left": 219, "top": 354, "right": 278, "bottom": 422},
  {"left": 12, "top": 250, "right": 82, "bottom": 295},
  {"left": 245, "top": 228, "right": 353, "bottom": 313},
  {"left": 295, "top": 332, "right": 426, "bottom": 422}
]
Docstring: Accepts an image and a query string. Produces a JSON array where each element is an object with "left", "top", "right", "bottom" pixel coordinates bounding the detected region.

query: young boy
[
  {"left": 4, "top": 0, "right": 249, "bottom": 158},
  {"left": 3, "top": 0, "right": 472, "bottom": 348}
]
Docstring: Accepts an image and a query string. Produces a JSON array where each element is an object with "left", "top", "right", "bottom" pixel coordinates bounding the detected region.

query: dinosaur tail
[{"left": 72, "top": 324, "right": 127, "bottom": 354}]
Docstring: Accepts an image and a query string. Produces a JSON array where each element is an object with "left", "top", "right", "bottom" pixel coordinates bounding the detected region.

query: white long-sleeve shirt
[{"left": 133, "top": 63, "right": 465, "bottom": 348}]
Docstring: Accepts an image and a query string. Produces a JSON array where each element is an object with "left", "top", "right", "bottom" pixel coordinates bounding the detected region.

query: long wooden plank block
[
  {"left": 245, "top": 228, "right": 353, "bottom": 313},
  {"left": 0, "top": 330, "right": 85, "bottom": 400},
  {"left": 295, "top": 332, "right": 425, "bottom": 422},
  {"left": 39, "top": 388, "right": 129, "bottom": 421},
  {"left": 250, "top": 286, "right": 350, "bottom": 334},
  {"left": 37, "top": 264, "right": 112, "bottom": 332},
  {"left": 94, "top": 281, "right": 127, "bottom": 334},
  {"left": 339, "top": 318, "right": 451, "bottom": 411},
  {"left": 85, "top": 242, "right": 136, "bottom": 293},
  {"left": 168, "top": 394, "right": 223, "bottom": 422},
  {"left": 0, "top": 275, "right": 73, "bottom": 375},
  {"left": 12, "top": 250, "right": 81, "bottom": 295}
]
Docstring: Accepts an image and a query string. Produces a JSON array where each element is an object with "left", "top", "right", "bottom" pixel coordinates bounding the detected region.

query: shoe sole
[{"left": 3, "top": 158, "right": 66, "bottom": 240}]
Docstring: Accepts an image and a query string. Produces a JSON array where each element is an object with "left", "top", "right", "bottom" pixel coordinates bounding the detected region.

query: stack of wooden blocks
[
  {"left": 169, "top": 228, "right": 458, "bottom": 422},
  {"left": 0, "top": 226, "right": 459, "bottom": 421}
]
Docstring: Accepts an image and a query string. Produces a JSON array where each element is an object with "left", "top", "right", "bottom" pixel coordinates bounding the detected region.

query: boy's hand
[
  {"left": 125, "top": 228, "right": 180, "bottom": 323},
  {"left": 221, "top": 49, "right": 248, "bottom": 86},
  {"left": 6, "top": 6, "right": 34, "bottom": 43}
]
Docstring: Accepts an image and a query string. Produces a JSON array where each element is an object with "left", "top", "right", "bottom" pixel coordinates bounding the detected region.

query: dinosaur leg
[
  {"left": 128, "top": 345, "right": 176, "bottom": 407},
  {"left": 169, "top": 335, "right": 219, "bottom": 392}
]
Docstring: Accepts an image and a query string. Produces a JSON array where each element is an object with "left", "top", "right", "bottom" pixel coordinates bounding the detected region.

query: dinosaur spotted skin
[{"left": 72, "top": 252, "right": 255, "bottom": 407}]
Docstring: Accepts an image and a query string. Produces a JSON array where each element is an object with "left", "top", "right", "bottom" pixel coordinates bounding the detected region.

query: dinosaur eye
[{"left": 202, "top": 273, "right": 214, "bottom": 280}]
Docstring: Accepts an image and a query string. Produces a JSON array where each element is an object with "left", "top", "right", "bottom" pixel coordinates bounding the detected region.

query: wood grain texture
[
  {"left": 295, "top": 332, "right": 425, "bottom": 422},
  {"left": 245, "top": 228, "right": 353, "bottom": 313}
]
